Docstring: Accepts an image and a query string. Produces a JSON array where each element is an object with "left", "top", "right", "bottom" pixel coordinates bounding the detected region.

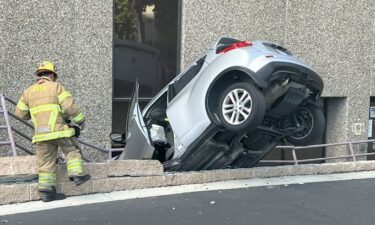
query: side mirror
[{"left": 110, "top": 133, "right": 125, "bottom": 144}]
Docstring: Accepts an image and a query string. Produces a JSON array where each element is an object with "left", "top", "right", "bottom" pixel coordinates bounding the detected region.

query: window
[
  {"left": 112, "top": 0, "right": 180, "bottom": 133},
  {"left": 168, "top": 56, "right": 206, "bottom": 101}
]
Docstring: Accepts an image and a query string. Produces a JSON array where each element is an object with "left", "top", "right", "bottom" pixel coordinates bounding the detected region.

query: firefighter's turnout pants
[
  {"left": 15, "top": 77, "right": 86, "bottom": 192},
  {"left": 37, "top": 138, "right": 84, "bottom": 191}
]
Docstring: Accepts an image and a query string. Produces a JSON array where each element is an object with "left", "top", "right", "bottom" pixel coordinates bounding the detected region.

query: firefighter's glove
[
  {"left": 78, "top": 121, "right": 85, "bottom": 131},
  {"left": 72, "top": 126, "right": 81, "bottom": 138}
]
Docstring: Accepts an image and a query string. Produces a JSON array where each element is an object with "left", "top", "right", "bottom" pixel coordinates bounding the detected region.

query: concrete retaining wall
[{"left": 1, "top": 156, "right": 375, "bottom": 205}]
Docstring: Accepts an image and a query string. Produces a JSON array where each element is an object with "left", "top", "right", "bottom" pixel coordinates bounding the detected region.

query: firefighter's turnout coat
[{"left": 15, "top": 77, "right": 85, "bottom": 143}]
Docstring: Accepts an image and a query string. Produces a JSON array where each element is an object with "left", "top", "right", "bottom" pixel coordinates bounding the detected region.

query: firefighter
[{"left": 15, "top": 60, "right": 91, "bottom": 202}]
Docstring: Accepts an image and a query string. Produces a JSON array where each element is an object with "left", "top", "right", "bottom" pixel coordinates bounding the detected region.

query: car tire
[
  {"left": 285, "top": 104, "right": 325, "bottom": 146},
  {"left": 217, "top": 82, "right": 265, "bottom": 133}
]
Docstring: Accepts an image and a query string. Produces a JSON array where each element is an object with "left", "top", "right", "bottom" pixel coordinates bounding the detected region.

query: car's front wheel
[{"left": 218, "top": 82, "right": 265, "bottom": 133}]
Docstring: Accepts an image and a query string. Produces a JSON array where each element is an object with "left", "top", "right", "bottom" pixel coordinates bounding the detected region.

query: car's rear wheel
[
  {"left": 285, "top": 104, "right": 325, "bottom": 146},
  {"left": 218, "top": 82, "right": 265, "bottom": 133}
]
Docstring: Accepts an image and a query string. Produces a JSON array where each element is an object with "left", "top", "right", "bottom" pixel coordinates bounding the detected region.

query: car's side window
[{"left": 168, "top": 56, "right": 206, "bottom": 102}]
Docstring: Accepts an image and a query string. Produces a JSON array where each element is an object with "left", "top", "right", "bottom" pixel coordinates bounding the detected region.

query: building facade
[
  {"left": 0, "top": 0, "right": 374, "bottom": 160},
  {"left": 0, "top": 1, "right": 112, "bottom": 159}
]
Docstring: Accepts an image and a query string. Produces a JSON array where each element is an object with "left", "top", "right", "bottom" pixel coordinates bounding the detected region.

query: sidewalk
[{"left": 2, "top": 170, "right": 375, "bottom": 216}]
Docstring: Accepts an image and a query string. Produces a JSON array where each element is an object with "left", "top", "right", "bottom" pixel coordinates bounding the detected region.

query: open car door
[{"left": 118, "top": 81, "right": 154, "bottom": 160}]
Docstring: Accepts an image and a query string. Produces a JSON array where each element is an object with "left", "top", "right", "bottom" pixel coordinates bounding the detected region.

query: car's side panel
[
  {"left": 166, "top": 62, "right": 212, "bottom": 147},
  {"left": 166, "top": 47, "right": 262, "bottom": 149}
]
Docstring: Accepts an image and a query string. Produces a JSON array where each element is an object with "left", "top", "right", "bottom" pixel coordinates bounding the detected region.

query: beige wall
[
  {"left": 181, "top": 0, "right": 374, "bottom": 155},
  {"left": 0, "top": 0, "right": 373, "bottom": 160},
  {"left": 0, "top": 1, "right": 112, "bottom": 160}
]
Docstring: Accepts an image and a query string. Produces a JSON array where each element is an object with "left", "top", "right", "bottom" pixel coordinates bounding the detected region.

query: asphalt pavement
[{"left": 2, "top": 177, "right": 375, "bottom": 225}]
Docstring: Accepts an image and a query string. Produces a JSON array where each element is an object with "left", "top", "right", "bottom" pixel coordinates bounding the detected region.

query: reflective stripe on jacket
[{"left": 15, "top": 77, "right": 85, "bottom": 143}]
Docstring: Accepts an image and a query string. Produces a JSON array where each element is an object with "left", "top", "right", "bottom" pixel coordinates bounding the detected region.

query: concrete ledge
[
  {"left": 0, "top": 183, "right": 34, "bottom": 204},
  {"left": 2, "top": 161, "right": 375, "bottom": 205},
  {"left": 107, "top": 160, "right": 164, "bottom": 177},
  {"left": 163, "top": 172, "right": 205, "bottom": 186},
  {"left": 0, "top": 156, "right": 38, "bottom": 176},
  {"left": 0, "top": 157, "right": 163, "bottom": 178}
]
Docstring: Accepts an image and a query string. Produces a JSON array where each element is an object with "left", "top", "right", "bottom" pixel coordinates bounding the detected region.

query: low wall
[{"left": 1, "top": 156, "right": 375, "bottom": 205}]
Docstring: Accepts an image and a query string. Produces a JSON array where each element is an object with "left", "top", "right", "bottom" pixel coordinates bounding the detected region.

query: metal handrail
[
  {"left": 0, "top": 94, "right": 17, "bottom": 156},
  {"left": 77, "top": 139, "right": 124, "bottom": 160},
  {"left": 1, "top": 94, "right": 123, "bottom": 160},
  {"left": 261, "top": 139, "right": 375, "bottom": 165}
]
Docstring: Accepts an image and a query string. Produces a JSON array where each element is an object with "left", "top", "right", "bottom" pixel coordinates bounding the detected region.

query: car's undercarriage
[
  {"left": 115, "top": 38, "right": 325, "bottom": 172},
  {"left": 144, "top": 73, "right": 324, "bottom": 171}
]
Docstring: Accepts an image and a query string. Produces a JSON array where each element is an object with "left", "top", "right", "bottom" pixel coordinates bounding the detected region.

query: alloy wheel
[
  {"left": 222, "top": 88, "right": 253, "bottom": 125},
  {"left": 290, "top": 107, "right": 314, "bottom": 139}
]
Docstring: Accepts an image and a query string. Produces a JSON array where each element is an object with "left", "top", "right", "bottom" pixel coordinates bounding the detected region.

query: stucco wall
[
  {"left": 0, "top": 0, "right": 373, "bottom": 160},
  {"left": 181, "top": 0, "right": 374, "bottom": 155},
  {"left": 0, "top": 0, "right": 112, "bottom": 160}
]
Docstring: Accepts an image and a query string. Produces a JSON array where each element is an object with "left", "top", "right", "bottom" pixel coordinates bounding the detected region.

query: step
[
  {"left": 2, "top": 161, "right": 375, "bottom": 205},
  {"left": 0, "top": 126, "right": 7, "bottom": 129},
  {"left": 0, "top": 142, "right": 11, "bottom": 145}
]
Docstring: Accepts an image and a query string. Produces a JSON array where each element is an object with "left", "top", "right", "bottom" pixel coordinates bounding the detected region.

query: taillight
[{"left": 217, "top": 41, "right": 252, "bottom": 54}]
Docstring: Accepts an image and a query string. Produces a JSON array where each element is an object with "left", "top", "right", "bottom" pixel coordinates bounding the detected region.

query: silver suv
[{"left": 112, "top": 37, "right": 325, "bottom": 171}]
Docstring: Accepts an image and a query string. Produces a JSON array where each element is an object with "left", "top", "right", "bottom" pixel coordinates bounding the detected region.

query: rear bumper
[{"left": 255, "top": 61, "right": 324, "bottom": 94}]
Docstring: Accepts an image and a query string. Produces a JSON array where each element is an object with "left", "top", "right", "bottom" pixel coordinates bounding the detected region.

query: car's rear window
[{"left": 169, "top": 56, "right": 206, "bottom": 101}]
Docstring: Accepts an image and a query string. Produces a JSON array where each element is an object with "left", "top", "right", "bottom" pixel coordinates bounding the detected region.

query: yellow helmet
[{"left": 36, "top": 61, "right": 57, "bottom": 76}]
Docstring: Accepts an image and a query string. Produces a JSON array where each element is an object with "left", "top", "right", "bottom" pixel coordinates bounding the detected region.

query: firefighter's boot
[
  {"left": 40, "top": 187, "right": 66, "bottom": 202},
  {"left": 69, "top": 174, "right": 91, "bottom": 186}
]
